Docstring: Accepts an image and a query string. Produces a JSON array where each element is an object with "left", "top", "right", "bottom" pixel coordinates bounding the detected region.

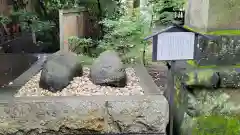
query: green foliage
[
  {"left": 104, "top": 0, "right": 124, "bottom": 20},
  {"left": 68, "top": 8, "right": 151, "bottom": 64},
  {"left": 98, "top": 12, "right": 150, "bottom": 63},
  {"left": 68, "top": 37, "right": 96, "bottom": 57},
  {"left": 193, "top": 115, "right": 240, "bottom": 135},
  {"left": 41, "top": 0, "right": 124, "bottom": 42},
  {"left": 77, "top": 55, "right": 95, "bottom": 66},
  {"left": 7, "top": 0, "right": 150, "bottom": 64},
  {"left": 4, "top": 0, "right": 121, "bottom": 50},
  {"left": 8, "top": 9, "right": 55, "bottom": 46},
  {"left": 43, "top": 0, "right": 77, "bottom": 10},
  {"left": 11, "top": 10, "right": 54, "bottom": 32},
  {"left": 0, "top": 16, "right": 11, "bottom": 24},
  {"left": 148, "top": 0, "right": 185, "bottom": 25}
]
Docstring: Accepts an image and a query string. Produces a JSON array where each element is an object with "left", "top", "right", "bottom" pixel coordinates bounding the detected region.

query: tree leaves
[{"left": 148, "top": 0, "right": 184, "bottom": 25}]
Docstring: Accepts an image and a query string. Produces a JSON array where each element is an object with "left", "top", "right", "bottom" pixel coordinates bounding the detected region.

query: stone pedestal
[
  {"left": 185, "top": 0, "right": 240, "bottom": 32},
  {"left": 59, "top": 8, "right": 88, "bottom": 52}
]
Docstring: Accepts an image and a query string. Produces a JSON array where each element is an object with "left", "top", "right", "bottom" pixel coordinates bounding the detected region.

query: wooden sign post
[{"left": 144, "top": 24, "right": 215, "bottom": 135}]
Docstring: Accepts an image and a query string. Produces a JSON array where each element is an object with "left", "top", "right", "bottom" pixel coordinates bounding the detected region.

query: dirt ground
[{"left": 145, "top": 62, "right": 168, "bottom": 91}]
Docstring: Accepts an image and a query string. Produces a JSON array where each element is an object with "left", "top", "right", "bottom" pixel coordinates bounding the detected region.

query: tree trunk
[
  {"left": 0, "top": 0, "right": 11, "bottom": 16},
  {"left": 97, "top": 0, "right": 104, "bottom": 38},
  {"left": 32, "top": 29, "right": 36, "bottom": 44},
  {"left": 26, "top": 0, "right": 37, "bottom": 12}
]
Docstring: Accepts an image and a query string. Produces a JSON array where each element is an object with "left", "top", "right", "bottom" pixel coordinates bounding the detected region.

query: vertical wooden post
[
  {"left": 59, "top": 8, "right": 87, "bottom": 52},
  {"left": 0, "top": 0, "right": 10, "bottom": 16},
  {"left": 59, "top": 10, "right": 64, "bottom": 52}
]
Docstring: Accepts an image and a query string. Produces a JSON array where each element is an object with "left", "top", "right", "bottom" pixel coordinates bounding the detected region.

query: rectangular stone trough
[{"left": 0, "top": 52, "right": 169, "bottom": 135}]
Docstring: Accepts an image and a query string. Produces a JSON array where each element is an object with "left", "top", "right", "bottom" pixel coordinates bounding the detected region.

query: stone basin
[{"left": 0, "top": 52, "right": 169, "bottom": 135}]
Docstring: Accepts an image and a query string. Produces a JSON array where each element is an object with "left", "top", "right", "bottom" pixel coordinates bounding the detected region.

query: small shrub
[
  {"left": 147, "top": 0, "right": 185, "bottom": 25},
  {"left": 68, "top": 37, "right": 95, "bottom": 57},
  {"left": 69, "top": 9, "right": 152, "bottom": 64},
  {"left": 0, "top": 16, "right": 11, "bottom": 24},
  {"left": 10, "top": 10, "right": 54, "bottom": 32},
  {"left": 98, "top": 11, "right": 150, "bottom": 64}
]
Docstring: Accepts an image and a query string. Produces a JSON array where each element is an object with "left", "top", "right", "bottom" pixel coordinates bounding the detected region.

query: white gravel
[{"left": 15, "top": 67, "right": 144, "bottom": 97}]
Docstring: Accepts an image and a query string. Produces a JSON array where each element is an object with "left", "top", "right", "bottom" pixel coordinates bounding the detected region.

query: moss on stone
[
  {"left": 192, "top": 115, "right": 240, "bottom": 135},
  {"left": 184, "top": 25, "right": 240, "bottom": 35},
  {"left": 182, "top": 69, "right": 219, "bottom": 88},
  {"left": 186, "top": 60, "right": 240, "bottom": 69},
  {"left": 178, "top": 66, "right": 240, "bottom": 89},
  {"left": 175, "top": 63, "right": 240, "bottom": 135},
  {"left": 180, "top": 113, "right": 195, "bottom": 135},
  {"left": 186, "top": 60, "right": 218, "bottom": 68},
  {"left": 218, "top": 68, "right": 240, "bottom": 88},
  {"left": 174, "top": 76, "right": 182, "bottom": 108}
]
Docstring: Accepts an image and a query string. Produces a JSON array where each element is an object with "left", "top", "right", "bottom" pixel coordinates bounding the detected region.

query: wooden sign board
[
  {"left": 144, "top": 24, "right": 218, "bottom": 135},
  {"left": 153, "top": 32, "right": 195, "bottom": 61},
  {"left": 143, "top": 25, "right": 216, "bottom": 62}
]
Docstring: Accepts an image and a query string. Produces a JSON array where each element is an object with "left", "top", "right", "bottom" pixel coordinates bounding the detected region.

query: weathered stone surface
[
  {"left": 171, "top": 75, "right": 189, "bottom": 135},
  {"left": 181, "top": 69, "right": 220, "bottom": 88},
  {"left": 195, "top": 36, "right": 240, "bottom": 66},
  {"left": 176, "top": 77, "right": 240, "bottom": 117},
  {"left": 90, "top": 51, "right": 127, "bottom": 87},
  {"left": 175, "top": 85, "right": 240, "bottom": 135},
  {"left": 219, "top": 68, "right": 240, "bottom": 88},
  {"left": 39, "top": 52, "right": 83, "bottom": 92},
  {"left": 180, "top": 113, "right": 194, "bottom": 135},
  {"left": 0, "top": 97, "right": 105, "bottom": 134},
  {"left": 186, "top": 91, "right": 199, "bottom": 117},
  {"left": 174, "top": 67, "right": 240, "bottom": 135},
  {"left": 106, "top": 95, "right": 169, "bottom": 134},
  {"left": 186, "top": 89, "right": 233, "bottom": 116},
  {"left": 180, "top": 90, "right": 240, "bottom": 135},
  {"left": 180, "top": 68, "right": 240, "bottom": 116},
  {"left": 0, "top": 95, "right": 168, "bottom": 134}
]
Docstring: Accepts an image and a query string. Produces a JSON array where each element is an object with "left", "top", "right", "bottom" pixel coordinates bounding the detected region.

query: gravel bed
[{"left": 15, "top": 67, "right": 144, "bottom": 97}]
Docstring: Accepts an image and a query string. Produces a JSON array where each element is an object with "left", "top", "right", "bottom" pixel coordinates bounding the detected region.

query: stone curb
[
  {"left": 0, "top": 53, "right": 169, "bottom": 134},
  {"left": 0, "top": 54, "right": 49, "bottom": 100},
  {"left": 0, "top": 95, "right": 168, "bottom": 134},
  {"left": 0, "top": 52, "right": 59, "bottom": 100}
]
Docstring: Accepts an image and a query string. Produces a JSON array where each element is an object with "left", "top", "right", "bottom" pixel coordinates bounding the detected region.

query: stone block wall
[{"left": 172, "top": 61, "right": 240, "bottom": 135}]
